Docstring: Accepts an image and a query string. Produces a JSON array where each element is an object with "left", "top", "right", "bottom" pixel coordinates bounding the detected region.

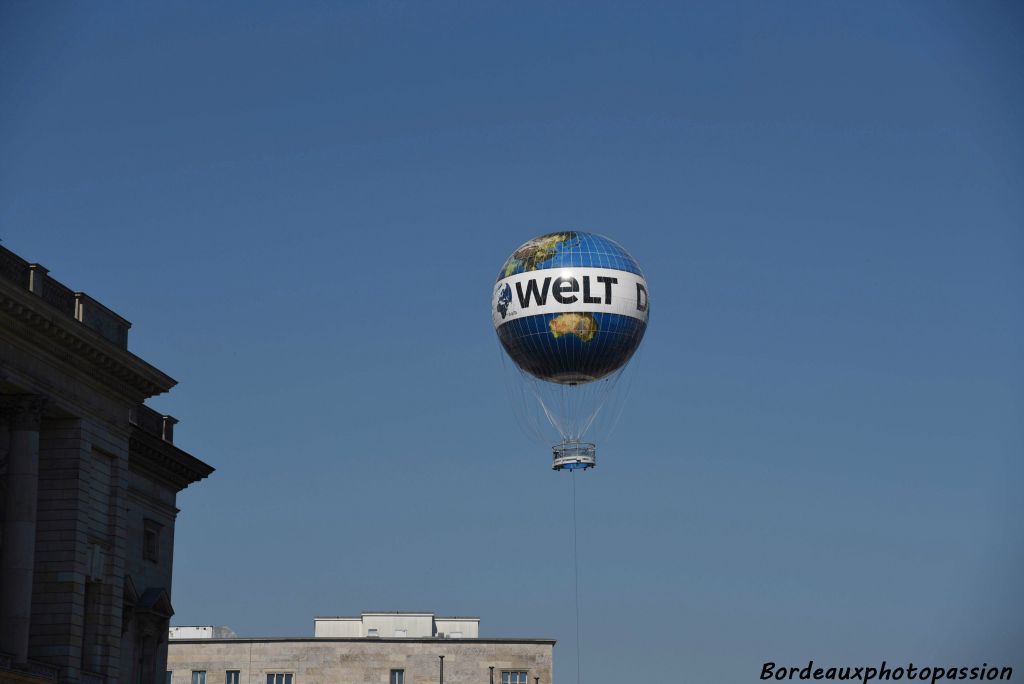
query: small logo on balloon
[{"left": 496, "top": 283, "right": 512, "bottom": 319}]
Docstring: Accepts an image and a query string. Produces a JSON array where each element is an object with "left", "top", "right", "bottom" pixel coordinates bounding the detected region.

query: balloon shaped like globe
[{"left": 492, "top": 231, "right": 649, "bottom": 385}]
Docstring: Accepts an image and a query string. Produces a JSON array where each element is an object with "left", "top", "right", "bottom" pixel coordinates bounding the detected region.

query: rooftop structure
[
  {"left": 168, "top": 627, "right": 238, "bottom": 641},
  {"left": 313, "top": 612, "right": 480, "bottom": 639},
  {"left": 171, "top": 613, "right": 483, "bottom": 641}
]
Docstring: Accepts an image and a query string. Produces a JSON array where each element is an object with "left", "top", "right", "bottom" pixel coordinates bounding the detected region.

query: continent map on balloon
[
  {"left": 500, "top": 232, "right": 579, "bottom": 278},
  {"left": 549, "top": 313, "right": 597, "bottom": 342}
]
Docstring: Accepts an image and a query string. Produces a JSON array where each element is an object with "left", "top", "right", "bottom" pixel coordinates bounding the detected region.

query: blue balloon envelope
[{"left": 492, "top": 231, "right": 649, "bottom": 385}]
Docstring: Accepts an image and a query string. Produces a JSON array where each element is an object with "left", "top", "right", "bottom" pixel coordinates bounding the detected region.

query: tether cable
[{"left": 571, "top": 470, "right": 583, "bottom": 684}]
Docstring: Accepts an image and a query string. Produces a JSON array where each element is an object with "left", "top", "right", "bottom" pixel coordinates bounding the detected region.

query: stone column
[
  {"left": 0, "top": 395, "right": 47, "bottom": 663},
  {"left": 0, "top": 415, "right": 8, "bottom": 549}
]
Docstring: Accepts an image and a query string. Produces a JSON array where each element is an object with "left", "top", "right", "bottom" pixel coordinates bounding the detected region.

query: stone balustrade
[{"left": 0, "top": 246, "right": 130, "bottom": 349}]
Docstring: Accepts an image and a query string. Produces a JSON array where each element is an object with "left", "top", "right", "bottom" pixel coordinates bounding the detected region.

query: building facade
[
  {"left": 0, "top": 246, "right": 214, "bottom": 684},
  {"left": 168, "top": 614, "right": 554, "bottom": 684}
]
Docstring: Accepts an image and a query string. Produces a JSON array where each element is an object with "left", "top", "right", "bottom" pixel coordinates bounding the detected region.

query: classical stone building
[
  {"left": 0, "top": 245, "right": 214, "bottom": 684},
  {"left": 168, "top": 613, "right": 554, "bottom": 684}
]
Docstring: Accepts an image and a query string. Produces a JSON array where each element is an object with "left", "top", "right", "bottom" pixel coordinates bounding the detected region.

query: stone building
[
  {"left": 168, "top": 613, "right": 554, "bottom": 684},
  {"left": 0, "top": 245, "right": 214, "bottom": 684}
]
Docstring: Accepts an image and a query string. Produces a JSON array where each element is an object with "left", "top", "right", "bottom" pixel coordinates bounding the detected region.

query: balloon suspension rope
[{"left": 571, "top": 470, "right": 583, "bottom": 684}]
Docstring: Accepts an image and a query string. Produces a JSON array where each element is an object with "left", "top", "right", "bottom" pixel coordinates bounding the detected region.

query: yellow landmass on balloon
[{"left": 549, "top": 313, "right": 597, "bottom": 342}]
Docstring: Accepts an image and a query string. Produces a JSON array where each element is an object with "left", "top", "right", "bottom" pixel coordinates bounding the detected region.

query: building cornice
[
  {"left": 129, "top": 427, "right": 214, "bottom": 492},
  {"left": 0, "top": 280, "right": 175, "bottom": 400}
]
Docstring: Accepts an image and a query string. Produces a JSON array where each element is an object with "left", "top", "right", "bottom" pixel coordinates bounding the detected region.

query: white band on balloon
[{"left": 492, "top": 267, "right": 649, "bottom": 329}]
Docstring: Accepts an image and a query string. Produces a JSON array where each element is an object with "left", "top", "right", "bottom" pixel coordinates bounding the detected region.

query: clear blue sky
[{"left": 2, "top": 2, "right": 1022, "bottom": 681}]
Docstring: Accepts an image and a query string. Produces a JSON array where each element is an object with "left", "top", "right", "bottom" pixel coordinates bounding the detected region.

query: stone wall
[
  {"left": 168, "top": 639, "right": 554, "bottom": 684},
  {"left": 0, "top": 248, "right": 213, "bottom": 684}
]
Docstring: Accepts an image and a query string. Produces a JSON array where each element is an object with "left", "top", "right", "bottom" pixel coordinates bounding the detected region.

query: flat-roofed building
[{"left": 168, "top": 613, "right": 553, "bottom": 684}]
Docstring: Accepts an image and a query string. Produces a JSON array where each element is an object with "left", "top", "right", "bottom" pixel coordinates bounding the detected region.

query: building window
[
  {"left": 166, "top": 673, "right": 172, "bottom": 684},
  {"left": 143, "top": 519, "right": 163, "bottom": 563},
  {"left": 266, "top": 674, "right": 293, "bottom": 684},
  {"left": 390, "top": 671, "right": 404, "bottom": 684},
  {"left": 192, "top": 672, "right": 206, "bottom": 684},
  {"left": 226, "top": 672, "right": 239, "bottom": 684},
  {"left": 502, "top": 672, "right": 528, "bottom": 684},
  {"left": 366, "top": 628, "right": 379, "bottom": 637}
]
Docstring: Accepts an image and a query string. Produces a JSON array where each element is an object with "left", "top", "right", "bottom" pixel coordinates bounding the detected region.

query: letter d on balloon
[{"left": 636, "top": 283, "right": 648, "bottom": 312}]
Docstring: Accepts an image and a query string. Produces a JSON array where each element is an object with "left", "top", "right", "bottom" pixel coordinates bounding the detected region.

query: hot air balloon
[{"left": 492, "top": 231, "right": 649, "bottom": 470}]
